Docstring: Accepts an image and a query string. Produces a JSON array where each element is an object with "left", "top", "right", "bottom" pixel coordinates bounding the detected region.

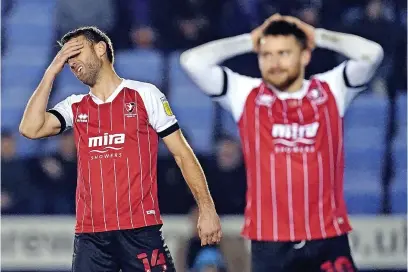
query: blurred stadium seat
[
  {"left": 390, "top": 94, "right": 407, "bottom": 213},
  {"left": 5, "top": 0, "right": 56, "bottom": 54},
  {"left": 115, "top": 49, "right": 164, "bottom": 87},
  {"left": 343, "top": 93, "right": 388, "bottom": 213},
  {"left": 168, "top": 52, "right": 215, "bottom": 154}
]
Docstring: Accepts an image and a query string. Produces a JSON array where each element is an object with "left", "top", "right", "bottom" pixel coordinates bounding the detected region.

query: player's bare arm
[
  {"left": 162, "top": 129, "right": 222, "bottom": 246},
  {"left": 19, "top": 39, "right": 84, "bottom": 139}
]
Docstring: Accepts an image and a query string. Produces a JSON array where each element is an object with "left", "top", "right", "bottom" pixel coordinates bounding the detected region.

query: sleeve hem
[
  {"left": 343, "top": 61, "right": 368, "bottom": 88},
  {"left": 47, "top": 109, "right": 66, "bottom": 134},
  {"left": 158, "top": 123, "right": 180, "bottom": 138},
  {"left": 210, "top": 68, "right": 228, "bottom": 98}
]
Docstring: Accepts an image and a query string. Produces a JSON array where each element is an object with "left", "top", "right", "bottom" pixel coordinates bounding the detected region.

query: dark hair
[
  {"left": 58, "top": 26, "right": 114, "bottom": 63},
  {"left": 262, "top": 20, "right": 308, "bottom": 49}
]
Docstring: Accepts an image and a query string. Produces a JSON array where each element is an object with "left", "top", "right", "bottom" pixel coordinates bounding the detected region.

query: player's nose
[{"left": 68, "top": 59, "right": 77, "bottom": 70}]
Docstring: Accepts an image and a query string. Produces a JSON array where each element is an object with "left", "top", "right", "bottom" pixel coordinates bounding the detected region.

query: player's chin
[{"left": 267, "top": 78, "right": 288, "bottom": 90}]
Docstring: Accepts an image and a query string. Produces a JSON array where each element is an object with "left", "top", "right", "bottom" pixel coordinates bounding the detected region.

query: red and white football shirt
[
  {"left": 215, "top": 62, "right": 365, "bottom": 242},
  {"left": 48, "top": 79, "right": 178, "bottom": 233}
]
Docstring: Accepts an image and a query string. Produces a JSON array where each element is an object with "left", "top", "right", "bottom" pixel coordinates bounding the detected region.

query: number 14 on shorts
[
  {"left": 320, "top": 256, "right": 354, "bottom": 272},
  {"left": 137, "top": 249, "right": 167, "bottom": 272}
]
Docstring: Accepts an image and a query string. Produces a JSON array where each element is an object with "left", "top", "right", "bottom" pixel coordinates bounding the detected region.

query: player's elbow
[
  {"left": 367, "top": 42, "right": 384, "bottom": 66},
  {"left": 373, "top": 43, "right": 384, "bottom": 64},
  {"left": 180, "top": 50, "right": 197, "bottom": 73},
  {"left": 180, "top": 51, "right": 190, "bottom": 70},
  {"left": 19, "top": 124, "right": 39, "bottom": 139}
]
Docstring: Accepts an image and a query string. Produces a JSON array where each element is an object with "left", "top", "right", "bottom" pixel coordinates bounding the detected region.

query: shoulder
[
  {"left": 222, "top": 67, "right": 262, "bottom": 94},
  {"left": 312, "top": 62, "right": 346, "bottom": 87},
  {"left": 65, "top": 93, "right": 88, "bottom": 105},
  {"left": 123, "top": 79, "right": 162, "bottom": 95}
]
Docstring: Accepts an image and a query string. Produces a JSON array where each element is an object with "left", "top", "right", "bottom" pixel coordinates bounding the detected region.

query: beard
[
  {"left": 78, "top": 52, "right": 103, "bottom": 87},
  {"left": 263, "top": 65, "right": 302, "bottom": 91}
]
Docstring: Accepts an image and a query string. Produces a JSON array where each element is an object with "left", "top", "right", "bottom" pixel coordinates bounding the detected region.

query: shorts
[
  {"left": 72, "top": 225, "right": 175, "bottom": 272},
  {"left": 251, "top": 234, "right": 358, "bottom": 272}
]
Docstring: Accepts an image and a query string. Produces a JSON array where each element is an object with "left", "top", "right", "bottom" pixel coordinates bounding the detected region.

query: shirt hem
[
  {"left": 75, "top": 222, "right": 163, "bottom": 234},
  {"left": 241, "top": 227, "right": 353, "bottom": 242}
]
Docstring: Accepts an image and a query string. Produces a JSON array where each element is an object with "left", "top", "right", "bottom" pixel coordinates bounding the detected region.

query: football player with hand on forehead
[{"left": 20, "top": 26, "right": 222, "bottom": 272}]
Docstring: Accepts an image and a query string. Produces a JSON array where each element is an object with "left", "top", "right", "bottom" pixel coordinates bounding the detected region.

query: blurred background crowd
[{"left": 1, "top": 0, "right": 407, "bottom": 271}]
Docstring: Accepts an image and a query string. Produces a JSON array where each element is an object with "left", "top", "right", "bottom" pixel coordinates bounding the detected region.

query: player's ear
[
  {"left": 301, "top": 48, "right": 311, "bottom": 67},
  {"left": 94, "top": 41, "right": 107, "bottom": 59}
]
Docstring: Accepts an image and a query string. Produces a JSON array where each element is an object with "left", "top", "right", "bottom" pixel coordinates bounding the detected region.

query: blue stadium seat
[
  {"left": 344, "top": 170, "right": 382, "bottom": 214},
  {"left": 221, "top": 109, "right": 240, "bottom": 139},
  {"left": 168, "top": 52, "right": 215, "bottom": 154},
  {"left": 1, "top": 106, "right": 24, "bottom": 130},
  {"left": 15, "top": 134, "right": 41, "bottom": 157},
  {"left": 390, "top": 188, "right": 406, "bottom": 214},
  {"left": 396, "top": 94, "right": 407, "bottom": 126},
  {"left": 391, "top": 147, "right": 407, "bottom": 214},
  {"left": 7, "top": 0, "right": 57, "bottom": 26},
  {"left": 2, "top": 61, "right": 47, "bottom": 92},
  {"left": 6, "top": 23, "right": 55, "bottom": 49},
  {"left": 343, "top": 93, "right": 388, "bottom": 127},
  {"left": 169, "top": 52, "right": 191, "bottom": 85},
  {"left": 343, "top": 93, "right": 387, "bottom": 204},
  {"left": 390, "top": 94, "right": 407, "bottom": 213},
  {"left": 342, "top": 93, "right": 388, "bottom": 214},
  {"left": 115, "top": 50, "right": 163, "bottom": 87},
  {"left": 172, "top": 107, "right": 214, "bottom": 154}
]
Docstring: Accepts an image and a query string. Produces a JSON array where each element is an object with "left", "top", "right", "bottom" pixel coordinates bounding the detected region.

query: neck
[
  {"left": 284, "top": 74, "right": 305, "bottom": 93},
  {"left": 89, "top": 65, "right": 122, "bottom": 102}
]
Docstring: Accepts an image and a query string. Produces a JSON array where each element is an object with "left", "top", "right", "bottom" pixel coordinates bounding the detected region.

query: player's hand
[
  {"left": 46, "top": 39, "right": 84, "bottom": 77},
  {"left": 197, "top": 206, "right": 222, "bottom": 246},
  {"left": 251, "top": 13, "right": 283, "bottom": 52},
  {"left": 281, "top": 15, "right": 316, "bottom": 50}
]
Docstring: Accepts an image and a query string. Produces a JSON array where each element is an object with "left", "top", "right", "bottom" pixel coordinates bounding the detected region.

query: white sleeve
[
  {"left": 314, "top": 28, "right": 384, "bottom": 117},
  {"left": 143, "top": 84, "right": 178, "bottom": 137},
  {"left": 215, "top": 68, "right": 261, "bottom": 121},
  {"left": 180, "top": 34, "right": 261, "bottom": 121},
  {"left": 48, "top": 95, "right": 77, "bottom": 132}
]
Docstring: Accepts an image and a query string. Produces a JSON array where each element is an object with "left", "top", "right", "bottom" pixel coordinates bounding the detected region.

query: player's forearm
[
  {"left": 181, "top": 33, "right": 253, "bottom": 67},
  {"left": 180, "top": 34, "right": 253, "bottom": 96},
  {"left": 19, "top": 72, "right": 55, "bottom": 138},
  {"left": 315, "top": 28, "right": 384, "bottom": 65},
  {"left": 174, "top": 150, "right": 215, "bottom": 211}
]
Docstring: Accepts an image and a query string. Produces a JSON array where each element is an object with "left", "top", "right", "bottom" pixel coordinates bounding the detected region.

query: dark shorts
[
  {"left": 251, "top": 234, "right": 358, "bottom": 272},
  {"left": 72, "top": 225, "right": 175, "bottom": 272}
]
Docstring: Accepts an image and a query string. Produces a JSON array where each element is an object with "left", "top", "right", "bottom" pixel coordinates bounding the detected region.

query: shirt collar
[
  {"left": 266, "top": 80, "right": 310, "bottom": 100},
  {"left": 89, "top": 79, "right": 126, "bottom": 104}
]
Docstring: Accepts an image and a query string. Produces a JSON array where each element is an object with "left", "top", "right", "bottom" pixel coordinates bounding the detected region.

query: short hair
[
  {"left": 262, "top": 20, "right": 308, "bottom": 49},
  {"left": 58, "top": 26, "right": 114, "bottom": 63}
]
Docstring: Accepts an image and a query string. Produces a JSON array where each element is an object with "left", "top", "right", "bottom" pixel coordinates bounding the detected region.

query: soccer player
[
  {"left": 19, "top": 26, "right": 222, "bottom": 272},
  {"left": 180, "top": 14, "right": 383, "bottom": 271}
]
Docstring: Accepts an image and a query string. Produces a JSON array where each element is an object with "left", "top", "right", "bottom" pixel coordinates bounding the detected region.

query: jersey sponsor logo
[
  {"left": 160, "top": 97, "right": 173, "bottom": 116},
  {"left": 88, "top": 133, "right": 125, "bottom": 159},
  {"left": 272, "top": 122, "right": 319, "bottom": 153},
  {"left": 76, "top": 113, "right": 88, "bottom": 123}
]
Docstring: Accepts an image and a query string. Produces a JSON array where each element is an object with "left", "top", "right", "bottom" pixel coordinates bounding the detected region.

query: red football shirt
[
  {"left": 49, "top": 79, "right": 179, "bottom": 233},
  {"left": 214, "top": 62, "right": 364, "bottom": 242}
]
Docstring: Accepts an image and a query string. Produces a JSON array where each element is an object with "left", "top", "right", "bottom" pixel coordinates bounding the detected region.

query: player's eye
[{"left": 279, "top": 51, "right": 290, "bottom": 57}]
